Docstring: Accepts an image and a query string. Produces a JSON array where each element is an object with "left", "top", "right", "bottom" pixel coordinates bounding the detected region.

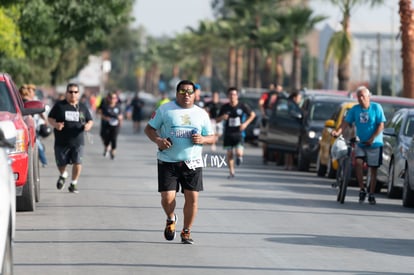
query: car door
[{"left": 266, "top": 97, "right": 302, "bottom": 152}]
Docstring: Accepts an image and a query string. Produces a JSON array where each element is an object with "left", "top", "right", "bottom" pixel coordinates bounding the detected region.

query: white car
[{"left": 0, "top": 121, "right": 17, "bottom": 274}]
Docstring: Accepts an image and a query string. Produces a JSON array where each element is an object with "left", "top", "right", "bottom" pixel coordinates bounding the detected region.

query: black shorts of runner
[
  {"left": 54, "top": 145, "right": 84, "bottom": 166},
  {"left": 157, "top": 160, "right": 203, "bottom": 193},
  {"left": 223, "top": 132, "right": 244, "bottom": 149}
]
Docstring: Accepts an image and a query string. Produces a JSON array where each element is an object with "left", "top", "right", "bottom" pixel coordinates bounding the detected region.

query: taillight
[{"left": 10, "top": 129, "right": 26, "bottom": 153}]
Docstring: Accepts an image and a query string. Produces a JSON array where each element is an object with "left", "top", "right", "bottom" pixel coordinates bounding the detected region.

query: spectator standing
[
  {"left": 20, "top": 84, "right": 49, "bottom": 167},
  {"left": 48, "top": 83, "right": 93, "bottom": 193},
  {"left": 259, "top": 84, "right": 283, "bottom": 164},
  {"left": 204, "top": 91, "right": 223, "bottom": 151},
  {"left": 144, "top": 80, "right": 215, "bottom": 244},
  {"left": 97, "top": 91, "right": 123, "bottom": 159},
  {"left": 284, "top": 91, "right": 302, "bottom": 170},
  {"left": 156, "top": 92, "right": 170, "bottom": 109},
  {"left": 216, "top": 87, "right": 256, "bottom": 179},
  {"left": 129, "top": 92, "right": 145, "bottom": 133}
]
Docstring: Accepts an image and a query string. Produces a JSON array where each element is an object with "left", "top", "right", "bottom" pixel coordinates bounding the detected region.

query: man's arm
[
  {"left": 240, "top": 111, "right": 256, "bottom": 131},
  {"left": 144, "top": 124, "right": 172, "bottom": 150},
  {"left": 364, "top": 122, "right": 384, "bottom": 146}
]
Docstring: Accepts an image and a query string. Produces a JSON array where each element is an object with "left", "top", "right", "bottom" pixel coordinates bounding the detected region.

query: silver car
[
  {"left": 0, "top": 121, "right": 17, "bottom": 274},
  {"left": 377, "top": 108, "right": 414, "bottom": 198}
]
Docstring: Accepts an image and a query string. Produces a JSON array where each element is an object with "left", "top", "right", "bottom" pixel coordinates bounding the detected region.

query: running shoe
[
  {"left": 227, "top": 173, "right": 235, "bottom": 179},
  {"left": 164, "top": 214, "right": 177, "bottom": 241},
  {"left": 181, "top": 229, "right": 194, "bottom": 244},
  {"left": 359, "top": 190, "right": 367, "bottom": 203},
  {"left": 368, "top": 194, "right": 376, "bottom": 205},
  {"left": 56, "top": 176, "right": 66, "bottom": 190},
  {"left": 68, "top": 183, "right": 79, "bottom": 194}
]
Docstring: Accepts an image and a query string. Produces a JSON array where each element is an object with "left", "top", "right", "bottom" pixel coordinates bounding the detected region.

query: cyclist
[{"left": 331, "top": 86, "right": 386, "bottom": 205}]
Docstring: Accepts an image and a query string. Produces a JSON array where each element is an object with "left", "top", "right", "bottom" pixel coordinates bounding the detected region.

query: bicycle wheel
[
  {"left": 339, "top": 157, "right": 351, "bottom": 204},
  {"left": 336, "top": 159, "right": 343, "bottom": 202}
]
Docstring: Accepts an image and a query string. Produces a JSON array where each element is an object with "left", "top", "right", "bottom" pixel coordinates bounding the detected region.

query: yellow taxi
[{"left": 316, "top": 101, "right": 357, "bottom": 178}]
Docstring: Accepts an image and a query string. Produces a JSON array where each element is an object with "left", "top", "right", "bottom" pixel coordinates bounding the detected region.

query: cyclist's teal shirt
[
  {"left": 148, "top": 100, "right": 213, "bottom": 162},
  {"left": 345, "top": 102, "right": 386, "bottom": 148}
]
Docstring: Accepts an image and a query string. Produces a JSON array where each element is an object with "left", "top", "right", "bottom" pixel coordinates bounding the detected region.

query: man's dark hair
[
  {"left": 66, "top": 83, "right": 79, "bottom": 92},
  {"left": 176, "top": 80, "right": 195, "bottom": 92},
  {"left": 227, "top": 87, "right": 238, "bottom": 94}
]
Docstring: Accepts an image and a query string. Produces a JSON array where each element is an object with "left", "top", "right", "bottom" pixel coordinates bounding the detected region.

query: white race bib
[
  {"left": 185, "top": 158, "right": 203, "bottom": 170},
  {"left": 65, "top": 111, "right": 79, "bottom": 122},
  {"left": 229, "top": 117, "right": 241, "bottom": 127}
]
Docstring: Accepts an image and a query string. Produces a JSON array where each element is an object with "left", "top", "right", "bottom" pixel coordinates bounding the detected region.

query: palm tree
[
  {"left": 324, "top": 0, "right": 384, "bottom": 91},
  {"left": 399, "top": 0, "right": 414, "bottom": 98},
  {"left": 277, "top": 7, "right": 326, "bottom": 91}
]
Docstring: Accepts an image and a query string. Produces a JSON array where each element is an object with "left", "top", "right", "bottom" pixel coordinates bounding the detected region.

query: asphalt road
[{"left": 14, "top": 119, "right": 414, "bottom": 275}]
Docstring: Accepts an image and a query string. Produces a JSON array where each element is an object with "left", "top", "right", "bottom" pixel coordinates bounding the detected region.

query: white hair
[{"left": 355, "top": 86, "right": 371, "bottom": 97}]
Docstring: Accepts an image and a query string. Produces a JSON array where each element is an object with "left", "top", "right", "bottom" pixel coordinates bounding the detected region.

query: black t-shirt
[
  {"left": 48, "top": 100, "right": 93, "bottom": 146},
  {"left": 205, "top": 101, "right": 221, "bottom": 119},
  {"left": 100, "top": 102, "right": 122, "bottom": 128},
  {"left": 218, "top": 102, "right": 253, "bottom": 135}
]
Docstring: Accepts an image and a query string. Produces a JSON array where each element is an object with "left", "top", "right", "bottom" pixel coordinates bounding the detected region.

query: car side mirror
[{"left": 383, "top": 127, "right": 396, "bottom": 136}]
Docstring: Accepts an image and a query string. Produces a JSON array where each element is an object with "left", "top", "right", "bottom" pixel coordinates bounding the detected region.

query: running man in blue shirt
[
  {"left": 144, "top": 80, "right": 215, "bottom": 244},
  {"left": 332, "top": 86, "right": 386, "bottom": 205}
]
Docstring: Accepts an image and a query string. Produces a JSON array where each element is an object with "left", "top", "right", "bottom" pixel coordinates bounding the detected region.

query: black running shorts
[{"left": 157, "top": 160, "right": 203, "bottom": 193}]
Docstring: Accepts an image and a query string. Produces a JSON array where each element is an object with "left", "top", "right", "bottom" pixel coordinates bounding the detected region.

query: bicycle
[{"left": 331, "top": 135, "right": 358, "bottom": 204}]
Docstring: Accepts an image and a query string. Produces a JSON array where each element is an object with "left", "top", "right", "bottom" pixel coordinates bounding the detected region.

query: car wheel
[
  {"left": 33, "top": 142, "right": 40, "bottom": 203},
  {"left": 403, "top": 170, "right": 414, "bottom": 207},
  {"left": 387, "top": 160, "right": 402, "bottom": 198},
  {"left": 1, "top": 217, "right": 13, "bottom": 275},
  {"left": 316, "top": 153, "right": 326, "bottom": 177},
  {"left": 16, "top": 149, "right": 36, "bottom": 212}
]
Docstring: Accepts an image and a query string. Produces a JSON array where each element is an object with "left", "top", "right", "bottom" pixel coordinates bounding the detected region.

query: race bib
[
  {"left": 229, "top": 117, "right": 241, "bottom": 127},
  {"left": 185, "top": 158, "right": 203, "bottom": 170},
  {"left": 109, "top": 118, "right": 119, "bottom": 126},
  {"left": 65, "top": 111, "right": 79, "bottom": 122}
]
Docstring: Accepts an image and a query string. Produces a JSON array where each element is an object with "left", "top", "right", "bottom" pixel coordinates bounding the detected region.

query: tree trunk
[
  {"left": 228, "top": 46, "right": 236, "bottom": 87},
  {"left": 337, "top": 59, "right": 350, "bottom": 91},
  {"left": 274, "top": 55, "right": 284, "bottom": 87},
  {"left": 236, "top": 47, "right": 244, "bottom": 89},
  {"left": 248, "top": 48, "right": 255, "bottom": 87},
  {"left": 262, "top": 55, "right": 273, "bottom": 88},
  {"left": 291, "top": 39, "right": 301, "bottom": 91},
  {"left": 400, "top": 0, "right": 414, "bottom": 98}
]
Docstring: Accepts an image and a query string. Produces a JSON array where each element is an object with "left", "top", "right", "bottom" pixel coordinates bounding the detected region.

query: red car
[{"left": 0, "top": 73, "right": 45, "bottom": 211}]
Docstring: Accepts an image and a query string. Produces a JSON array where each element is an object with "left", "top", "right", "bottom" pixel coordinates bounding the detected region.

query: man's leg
[
  {"left": 227, "top": 149, "right": 235, "bottom": 176},
  {"left": 369, "top": 167, "right": 378, "bottom": 194},
  {"left": 355, "top": 158, "right": 365, "bottom": 190},
  {"left": 72, "top": 164, "right": 82, "bottom": 182},
  {"left": 161, "top": 190, "right": 176, "bottom": 220},
  {"left": 182, "top": 190, "right": 199, "bottom": 230}
]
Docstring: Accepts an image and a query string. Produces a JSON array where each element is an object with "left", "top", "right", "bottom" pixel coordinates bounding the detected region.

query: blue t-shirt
[
  {"left": 345, "top": 102, "right": 386, "bottom": 148},
  {"left": 148, "top": 100, "right": 213, "bottom": 162}
]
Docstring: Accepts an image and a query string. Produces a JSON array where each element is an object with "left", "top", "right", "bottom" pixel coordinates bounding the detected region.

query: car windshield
[
  {"left": 0, "top": 82, "right": 16, "bottom": 113},
  {"left": 404, "top": 116, "right": 414, "bottom": 137},
  {"left": 309, "top": 101, "right": 341, "bottom": 121},
  {"left": 380, "top": 102, "right": 413, "bottom": 121}
]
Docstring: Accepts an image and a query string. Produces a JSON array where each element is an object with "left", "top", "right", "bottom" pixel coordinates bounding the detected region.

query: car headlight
[{"left": 308, "top": 131, "right": 316, "bottom": 139}]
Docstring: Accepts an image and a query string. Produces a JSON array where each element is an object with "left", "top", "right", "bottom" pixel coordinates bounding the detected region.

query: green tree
[{"left": 323, "top": 0, "right": 384, "bottom": 91}]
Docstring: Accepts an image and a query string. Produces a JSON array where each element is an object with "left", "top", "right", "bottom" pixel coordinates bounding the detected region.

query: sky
[{"left": 132, "top": 0, "right": 401, "bottom": 37}]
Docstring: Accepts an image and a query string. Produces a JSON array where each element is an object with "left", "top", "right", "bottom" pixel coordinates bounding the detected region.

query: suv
[
  {"left": 259, "top": 91, "right": 347, "bottom": 171},
  {"left": 0, "top": 73, "right": 45, "bottom": 211}
]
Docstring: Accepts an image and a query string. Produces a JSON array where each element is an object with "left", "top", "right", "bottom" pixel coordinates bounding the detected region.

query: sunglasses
[
  {"left": 178, "top": 89, "right": 195, "bottom": 95},
  {"left": 67, "top": 90, "right": 79, "bottom": 94}
]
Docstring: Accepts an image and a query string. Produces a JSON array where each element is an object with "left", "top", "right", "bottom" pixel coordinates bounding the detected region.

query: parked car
[
  {"left": 317, "top": 101, "right": 357, "bottom": 178},
  {"left": 259, "top": 91, "right": 348, "bottom": 171},
  {"left": 0, "top": 121, "right": 17, "bottom": 274},
  {"left": 403, "top": 137, "right": 414, "bottom": 207},
  {"left": 377, "top": 108, "right": 414, "bottom": 198},
  {"left": 0, "top": 73, "right": 45, "bottom": 211}
]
